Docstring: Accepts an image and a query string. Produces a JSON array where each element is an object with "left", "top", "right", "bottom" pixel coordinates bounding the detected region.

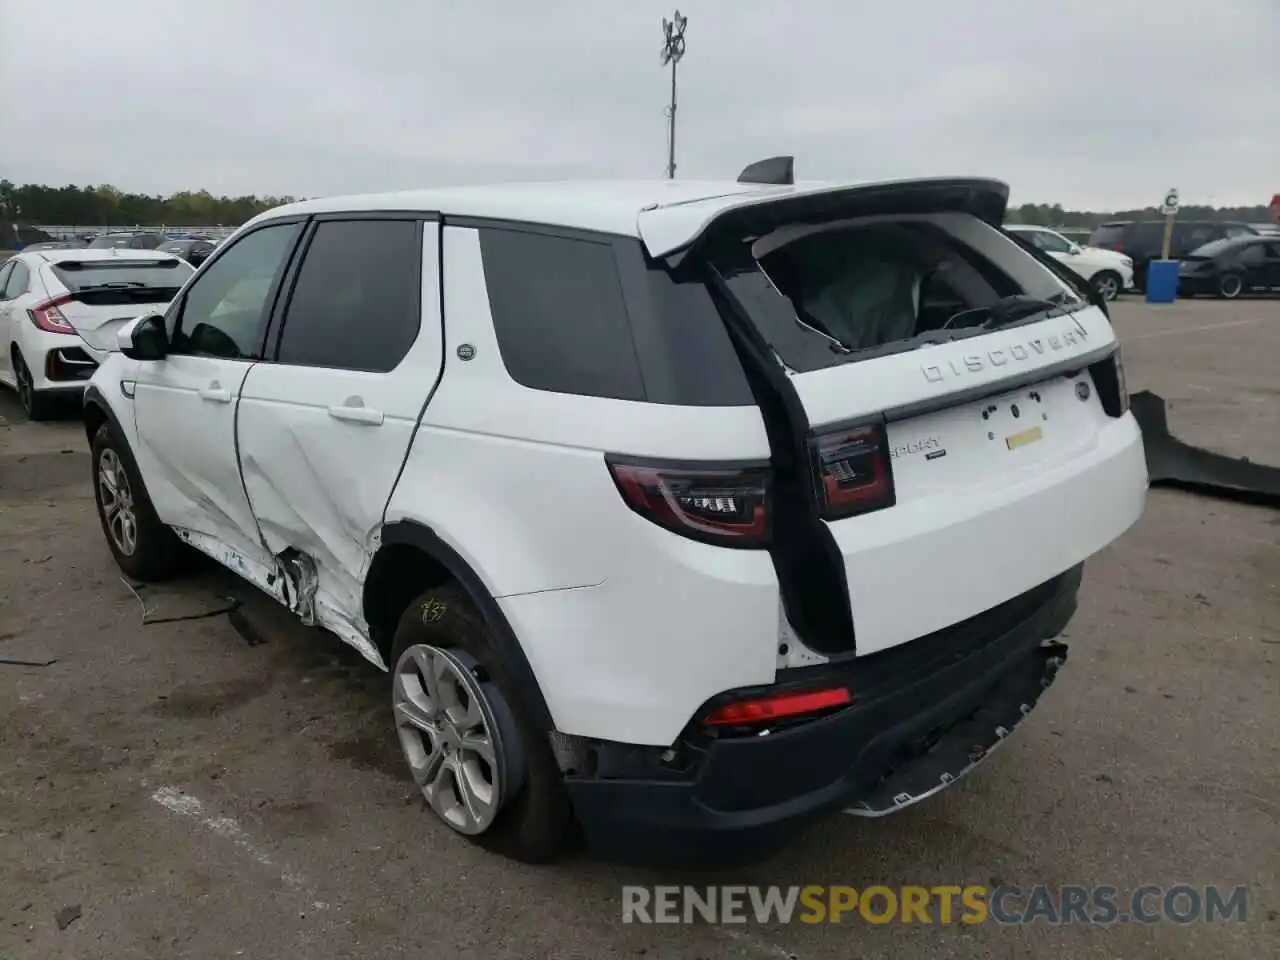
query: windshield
[
  {"left": 1186, "top": 238, "right": 1238, "bottom": 258},
  {"left": 52, "top": 259, "right": 193, "bottom": 293}
]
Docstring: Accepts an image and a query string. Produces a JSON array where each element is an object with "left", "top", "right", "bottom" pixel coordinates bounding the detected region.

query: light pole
[{"left": 661, "top": 10, "right": 688, "bottom": 180}]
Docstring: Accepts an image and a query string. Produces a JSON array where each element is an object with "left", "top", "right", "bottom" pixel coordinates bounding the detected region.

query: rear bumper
[
  {"left": 567, "top": 565, "right": 1081, "bottom": 867},
  {"left": 830, "top": 408, "right": 1146, "bottom": 656}
]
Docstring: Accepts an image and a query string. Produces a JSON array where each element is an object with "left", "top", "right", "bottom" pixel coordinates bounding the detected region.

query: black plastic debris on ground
[
  {"left": 1131, "top": 390, "right": 1280, "bottom": 508},
  {"left": 126, "top": 580, "right": 267, "bottom": 647},
  {"left": 55, "top": 904, "right": 81, "bottom": 931}
]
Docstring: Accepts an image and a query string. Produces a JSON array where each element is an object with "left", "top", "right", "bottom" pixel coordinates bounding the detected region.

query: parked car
[
  {"left": 19, "top": 239, "right": 89, "bottom": 251},
  {"left": 0, "top": 249, "right": 192, "bottom": 418},
  {"left": 1006, "top": 224, "right": 1133, "bottom": 300},
  {"left": 1178, "top": 235, "right": 1280, "bottom": 298},
  {"left": 74, "top": 170, "right": 1147, "bottom": 866},
  {"left": 1089, "top": 220, "right": 1260, "bottom": 291},
  {"left": 157, "top": 238, "right": 217, "bottom": 268},
  {"left": 88, "top": 231, "right": 167, "bottom": 251}
]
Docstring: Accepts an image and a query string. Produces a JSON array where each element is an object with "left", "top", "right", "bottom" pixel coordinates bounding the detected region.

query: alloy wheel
[
  {"left": 393, "top": 644, "right": 507, "bottom": 835},
  {"left": 1094, "top": 274, "right": 1120, "bottom": 301},
  {"left": 1219, "top": 274, "right": 1243, "bottom": 299},
  {"left": 97, "top": 448, "right": 138, "bottom": 556}
]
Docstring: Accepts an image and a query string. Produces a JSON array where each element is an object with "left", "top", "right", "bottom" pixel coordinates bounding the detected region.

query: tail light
[
  {"left": 29, "top": 295, "right": 76, "bottom": 334},
  {"left": 1089, "top": 349, "right": 1130, "bottom": 417},
  {"left": 702, "top": 686, "right": 852, "bottom": 727},
  {"left": 810, "top": 423, "right": 895, "bottom": 520},
  {"left": 606, "top": 456, "right": 771, "bottom": 548}
]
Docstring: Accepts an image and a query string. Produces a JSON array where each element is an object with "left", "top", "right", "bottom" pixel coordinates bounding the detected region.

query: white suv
[
  {"left": 1006, "top": 224, "right": 1134, "bottom": 300},
  {"left": 75, "top": 168, "right": 1148, "bottom": 867}
]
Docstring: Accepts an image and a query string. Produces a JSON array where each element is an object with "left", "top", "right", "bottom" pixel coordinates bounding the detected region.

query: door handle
[
  {"left": 199, "top": 383, "right": 232, "bottom": 403},
  {"left": 327, "top": 399, "right": 384, "bottom": 425}
]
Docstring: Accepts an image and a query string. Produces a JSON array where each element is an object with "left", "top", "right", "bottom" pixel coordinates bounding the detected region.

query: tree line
[
  {"left": 0, "top": 180, "right": 297, "bottom": 227},
  {"left": 1004, "top": 202, "right": 1273, "bottom": 228},
  {"left": 0, "top": 179, "right": 1273, "bottom": 229}
]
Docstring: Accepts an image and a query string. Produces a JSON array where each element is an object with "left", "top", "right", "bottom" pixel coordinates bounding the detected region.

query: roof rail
[{"left": 737, "top": 156, "right": 794, "bottom": 186}]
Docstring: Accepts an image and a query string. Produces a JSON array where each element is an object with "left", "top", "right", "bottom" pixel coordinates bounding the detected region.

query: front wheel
[
  {"left": 91, "top": 423, "right": 189, "bottom": 580},
  {"left": 1217, "top": 273, "right": 1244, "bottom": 299},
  {"left": 1091, "top": 271, "right": 1122, "bottom": 302},
  {"left": 390, "top": 584, "right": 575, "bottom": 863}
]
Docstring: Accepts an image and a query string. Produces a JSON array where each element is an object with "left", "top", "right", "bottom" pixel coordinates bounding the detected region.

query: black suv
[{"left": 1090, "top": 220, "right": 1260, "bottom": 291}]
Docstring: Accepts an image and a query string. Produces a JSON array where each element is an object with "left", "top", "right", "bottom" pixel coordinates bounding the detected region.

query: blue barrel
[{"left": 1145, "top": 259, "right": 1179, "bottom": 303}]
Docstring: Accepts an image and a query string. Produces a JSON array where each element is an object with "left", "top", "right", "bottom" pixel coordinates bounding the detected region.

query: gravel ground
[{"left": 1, "top": 298, "right": 1277, "bottom": 959}]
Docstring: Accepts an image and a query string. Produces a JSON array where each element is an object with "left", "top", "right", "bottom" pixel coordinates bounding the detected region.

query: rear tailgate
[
  {"left": 804, "top": 312, "right": 1142, "bottom": 655},
  {"left": 654, "top": 179, "right": 1146, "bottom": 657},
  {"left": 58, "top": 301, "right": 154, "bottom": 363}
]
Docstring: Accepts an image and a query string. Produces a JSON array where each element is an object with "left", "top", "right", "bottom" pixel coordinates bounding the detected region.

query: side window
[
  {"left": 170, "top": 222, "right": 301, "bottom": 359},
  {"left": 478, "top": 228, "right": 644, "bottom": 401},
  {"left": 1034, "top": 231, "right": 1072, "bottom": 254},
  {"left": 1224, "top": 225, "right": 1254, "bottom": 239},
  {"left": 1185, "top": 225, "right": 1216, "bottom": 248},
  {"left": 1264, "top": 243, "right": 1280, "bottom": 259},
  {"left": 275, "top": 219, "right": 421, "bottom": 371},
  {"left": 4, "top": 262, "right": 30, "bottom": 298},
  {"left": 0, "top": 262, "right": 14, "bottom": 299}
]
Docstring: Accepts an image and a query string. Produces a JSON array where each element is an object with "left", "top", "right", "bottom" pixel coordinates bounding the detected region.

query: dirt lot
[{"left": 1, "top": 298, "right": 1277, "bottom": 959}]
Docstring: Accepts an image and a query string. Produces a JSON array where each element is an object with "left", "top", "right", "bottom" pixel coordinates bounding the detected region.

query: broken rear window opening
[{"left": 697, "top": 218, "right": 1085, "bottom": 375}]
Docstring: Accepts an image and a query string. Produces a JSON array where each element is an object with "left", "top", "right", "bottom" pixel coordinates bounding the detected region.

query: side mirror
[
  {"left": 1068, "top": 243, "right": 1084, "bottom": 255},
  {"left": 120, "top": 313, "right": 169, "bottom": 361}
]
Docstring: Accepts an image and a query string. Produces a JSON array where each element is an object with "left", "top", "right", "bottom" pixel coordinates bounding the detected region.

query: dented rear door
[{"left": 235, "top": 217, "right": 444, "bottom": 626}]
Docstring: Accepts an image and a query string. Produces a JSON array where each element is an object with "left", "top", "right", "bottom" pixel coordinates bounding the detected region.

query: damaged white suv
[{"left": 77, "top": 160, "right": 1147, "bottom": 866}]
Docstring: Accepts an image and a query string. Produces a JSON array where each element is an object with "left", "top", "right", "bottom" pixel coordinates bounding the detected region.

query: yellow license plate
[{"left": 1005, "top": 426, "right": 1044, "bottom": 451}]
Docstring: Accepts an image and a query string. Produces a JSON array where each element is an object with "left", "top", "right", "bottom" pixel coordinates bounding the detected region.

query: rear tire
[
  {"left": 390, "top": 584, "right": 575, "bottom": 864},
  {"left": 1217, "top": 273, "right": 1244, "bottom": 299},
  {"left": 91, "top": 422, "right": 190, "bottom": 581},
  {"left": 13, "top": 352, "right": 58, "bottom": 422}
]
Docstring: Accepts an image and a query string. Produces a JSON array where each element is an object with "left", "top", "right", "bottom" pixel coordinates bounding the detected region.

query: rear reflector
[
  {"left": 810, "top": 423, "right": 895, "bottom": 520},
  {"left": 702, "top": 686, "right": 852, "bottom": 726},
  {"left": 606, "top": 456, "right": 771, "bottom": 548},
  {"left": 28, "top": 295, "right": 76, "bottom": 334}
]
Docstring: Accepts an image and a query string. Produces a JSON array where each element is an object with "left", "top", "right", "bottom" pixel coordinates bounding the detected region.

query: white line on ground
[
  {"left": 1123, "top": 318, "right": 1262, "bottom": 342},
  {"left": 717, "top": 926, "right": 801, "bottom": 959},
  {"left": 151, "top": 786, "right": 326, "bottom": 908}
]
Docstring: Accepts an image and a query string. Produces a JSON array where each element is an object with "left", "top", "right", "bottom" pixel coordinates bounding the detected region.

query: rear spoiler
[{"left": 641, "top": 177, "right": 1010, "bottom": 259}]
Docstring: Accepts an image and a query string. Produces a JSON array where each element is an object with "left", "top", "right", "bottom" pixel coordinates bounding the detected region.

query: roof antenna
[{"left": 737, "top": 156, "right": 794, "bottom": 185}]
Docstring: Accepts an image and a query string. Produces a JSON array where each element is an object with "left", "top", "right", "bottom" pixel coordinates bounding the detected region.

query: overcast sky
[{"left": 2, "top": 1, "right": 1277, "bottom": 210}]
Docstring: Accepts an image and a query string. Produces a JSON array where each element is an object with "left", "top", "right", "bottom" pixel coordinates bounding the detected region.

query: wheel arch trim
[{"left": 370, "top": 519, "right": 557, "bottom": 731}]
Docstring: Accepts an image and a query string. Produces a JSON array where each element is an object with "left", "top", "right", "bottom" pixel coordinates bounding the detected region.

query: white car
[
  {"left": 74, "top": 168, "right": 1148, "bottom": 867},
  {"left": 1007, "top": 224, "right": 1134, "bottom": 300},
  {"left": 0, "top": 249, "right": 193, "bottom": 419}
]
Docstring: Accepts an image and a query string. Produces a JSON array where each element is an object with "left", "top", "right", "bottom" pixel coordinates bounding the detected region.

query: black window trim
[
  {"left": 0, "top": 260, "right": 15, "bottom": 300},
  {"left": 263, "top": 213, "right": 433, "bottom": 371},
  {"left": 5, "top": 259, "right": 31, "bottom": 298},
  {"left": 165, "top": 214, "right": 309, "bottom": 361}
]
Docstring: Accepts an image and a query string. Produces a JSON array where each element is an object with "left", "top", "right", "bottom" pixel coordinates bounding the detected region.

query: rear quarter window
[{"left": 478, "top": 227, "right": 646, "bottom": 402}]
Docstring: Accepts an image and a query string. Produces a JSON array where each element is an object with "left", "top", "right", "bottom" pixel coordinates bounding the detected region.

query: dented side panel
[{"left": 233, "top": 221, "right": 445, "bottom": 649}]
